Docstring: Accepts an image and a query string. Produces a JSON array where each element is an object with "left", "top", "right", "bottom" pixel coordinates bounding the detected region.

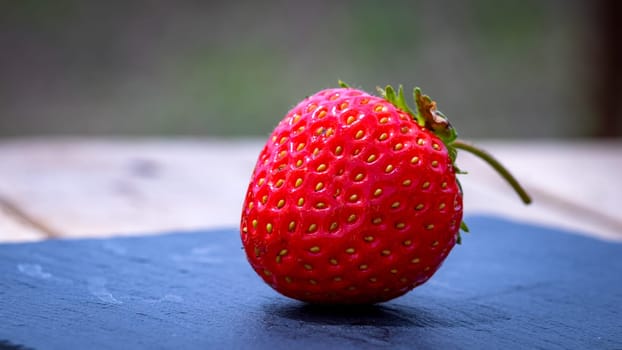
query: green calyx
[
  {"left": 378, "top": 85, "right": 458, "bottom": 158},
  {"left": 340, "top": 82, "right": 532, "bottom": 243},
  {"left": 378, "top": 85, "right": 530, "bottom": 201}
]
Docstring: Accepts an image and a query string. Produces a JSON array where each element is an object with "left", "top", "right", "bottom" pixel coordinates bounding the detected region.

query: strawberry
[{"left": 240, "top": 82, "right": 530, "bottom": 304}]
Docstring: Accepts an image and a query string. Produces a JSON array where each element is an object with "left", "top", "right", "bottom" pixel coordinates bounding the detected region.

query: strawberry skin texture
[{"left": 240, "top": 87, "right": 463, "bottom": 304}]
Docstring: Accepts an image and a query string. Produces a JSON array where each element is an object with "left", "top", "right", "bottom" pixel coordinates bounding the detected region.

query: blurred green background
[{"left": 0, "top": 0, "right": 620, "bottom": 138}]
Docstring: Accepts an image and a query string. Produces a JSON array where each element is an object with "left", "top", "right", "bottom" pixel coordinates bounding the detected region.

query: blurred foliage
[{"left": 0, "top": 0, "right": 601, "bottom": 138}]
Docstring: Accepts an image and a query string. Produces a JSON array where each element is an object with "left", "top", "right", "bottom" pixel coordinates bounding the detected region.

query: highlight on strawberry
[{"left": 240, "top": 81, "right": 531, "bottom": 304}]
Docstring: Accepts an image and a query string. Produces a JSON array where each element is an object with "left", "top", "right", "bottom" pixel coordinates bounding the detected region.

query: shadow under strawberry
[
  {"left": 266, "top": 297, "right": 508, "bottom": 328},
  {"left": 0, "top": 340, "right": 34, "bottom": 350},
  {"left": 260, "top": 298, "right": 509, "bottom": 348}
]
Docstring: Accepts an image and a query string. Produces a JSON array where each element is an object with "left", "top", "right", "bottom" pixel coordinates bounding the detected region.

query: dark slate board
[{"left": 1, "top": 215, "right": 621, "bottom": 350}]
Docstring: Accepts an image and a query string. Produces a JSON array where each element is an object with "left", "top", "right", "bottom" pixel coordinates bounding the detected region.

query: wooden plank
[
  {"left": 457, "top": 140, "right": 622, "bottom": 241},
  {"left": 0, "top": 138, "right": 260, "bottom": 240},
  {"left": 0, "top": 138, "right": 619, "bottom": 242},
  {"left": 1, "top": 216, "right": 621, "bottom": 349},
  {"left": 0, "top": 204, "right": 47, "bottom": 242}
]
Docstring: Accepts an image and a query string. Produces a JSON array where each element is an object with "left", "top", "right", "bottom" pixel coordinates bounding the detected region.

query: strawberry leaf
[
  {"left": 460, "top": 221, "right": 470, "bottom": 232},
  {"left": 376, "top": 83, "right": 531, "bottom": 245},
  {"left": 413, "top": 88, "right": 457, "bottom": 145}
]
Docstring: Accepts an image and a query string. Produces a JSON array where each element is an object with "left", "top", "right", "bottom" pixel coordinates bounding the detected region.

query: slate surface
[{"left": 0, "top": 215, "right": 621, "bottom": 350}]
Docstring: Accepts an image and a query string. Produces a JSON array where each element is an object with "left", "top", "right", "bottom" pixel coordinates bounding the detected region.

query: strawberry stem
[
  {"left": 452, "top": 140, "right": 532, "bottom": 204},
  {"left": 343, "top": 81, "right": 533, "bottom": 208}
]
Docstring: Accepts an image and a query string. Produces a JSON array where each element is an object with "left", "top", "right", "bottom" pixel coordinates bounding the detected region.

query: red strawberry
[{"left": 240, "top": 82, "right": 530, "bottom": 304}]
